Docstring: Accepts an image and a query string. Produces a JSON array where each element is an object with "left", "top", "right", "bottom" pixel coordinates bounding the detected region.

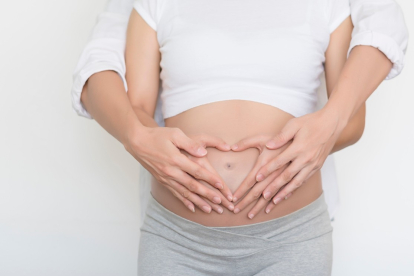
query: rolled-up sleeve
[
  {"left": 348, "top": 0, "right": 409, "bottom": 80},
  {"left": 71, "top": 0, "right": 133, "bottom": 119}
]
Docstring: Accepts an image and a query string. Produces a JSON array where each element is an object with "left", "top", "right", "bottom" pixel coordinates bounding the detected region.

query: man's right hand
[{"left": 124, "top": 125, "right": 234, "bottom": 213}]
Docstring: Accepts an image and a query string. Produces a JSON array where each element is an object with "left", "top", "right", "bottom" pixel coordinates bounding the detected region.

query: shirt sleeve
[
  {"left": 132, "top": 0, "right": 163, "bottom": 31},
  {"left": 348, "top": 0, "right": 409, "bottom": 80},
  {"left": 71, "top": 0, "right": 133, "bottom": 119},
  {"left": 327, "top": 0, "right": 351, "bottom": 34}
]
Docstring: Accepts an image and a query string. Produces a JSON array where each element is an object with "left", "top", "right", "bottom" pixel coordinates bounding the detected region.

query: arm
[
  {"left": 75, "top": 1, "right": 235, "bottom": 214},
  {"left": 324, "top": 44, "right": 393, "bottom": 134},
  {"left": 325, "top": 17, "right": 366, "bottom": 154},
  {"left": 230, "top": 16, "right": 357, "bottom": 216},
  {"left": 123, "top": 9, "right": 235, "bottom": 211},
  {"left": 259, "top": 24, "right": 394, "bottom": 206},
  {"left": 348, "top": 0, "right": 409, "bottom": 80},
  {"left": 72, "top": 0, "right": 133, "bottom": 119},
  {"left": 258, "top": 0, "right": 407, "bottom": 205}
]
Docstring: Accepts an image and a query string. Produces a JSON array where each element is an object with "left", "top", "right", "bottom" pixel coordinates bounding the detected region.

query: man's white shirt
[{"left": 71, "top": 0, "right": 408, "bottom": 222}]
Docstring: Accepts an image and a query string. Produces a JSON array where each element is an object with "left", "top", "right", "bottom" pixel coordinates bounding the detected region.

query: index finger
[
  {"left": 256, "top": 144, "right": 297, "bottom": 181},
  {"left": 232, "top": 162, "right": 261, "bottom": 202},
  {"left": 176, "top": 155, "right": 225, "bottom": 191},
  {"left": 231, "top": 135, "right": 269, "bottom": 152},
  {"left": 195, "top": 156, "right": 234, "bottom": 202},
  {"left": 192, "top": 134, "right": 232, "bottom": 151}
]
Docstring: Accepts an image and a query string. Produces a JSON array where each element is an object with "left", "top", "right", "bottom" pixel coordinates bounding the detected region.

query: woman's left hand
[{"left": 231, "top": 107, "right": 346, "bottom": 218}]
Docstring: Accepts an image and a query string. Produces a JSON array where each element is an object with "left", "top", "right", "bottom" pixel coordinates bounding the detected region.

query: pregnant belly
[
  {"left": 151, "top": 100, "right": 323, "bottom": 226},
  {"left": 202, "top": 147, "right": 259, "bottom": 193}
]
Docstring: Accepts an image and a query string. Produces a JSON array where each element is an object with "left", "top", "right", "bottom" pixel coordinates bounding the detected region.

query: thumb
[
  {"left": 231, "top": 135, "right": 268, "bottom": 152},
  {"left": 192, "top": 134, "right": 231, "bottom": 151},
  {"left": 266, "top": 121, "right": 299, "bottom": 149},
  {"left": 175, "top": 134, "right": 208, "bottom": 157}
]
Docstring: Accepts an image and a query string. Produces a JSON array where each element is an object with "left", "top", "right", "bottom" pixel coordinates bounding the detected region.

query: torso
[
  {"left": 151, "top": 100, "right": 323, "bottom": 227},
  {"left": 146, "top": 0, "right": 334, "bottom": 226}
]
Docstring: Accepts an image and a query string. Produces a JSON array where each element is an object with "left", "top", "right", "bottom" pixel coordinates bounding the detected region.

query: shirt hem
[{"left": 161, "top": 86, "right": 317, "bottom": 119}]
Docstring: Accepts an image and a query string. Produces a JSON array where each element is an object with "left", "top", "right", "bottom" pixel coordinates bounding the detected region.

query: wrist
[
  {"left": 320, "top": 103, "right": 349, "bottom": 136},
  {"left": 123, "top": 109, "right": 147, "bottom": 151}
]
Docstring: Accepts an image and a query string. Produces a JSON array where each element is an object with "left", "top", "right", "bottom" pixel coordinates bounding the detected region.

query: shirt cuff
[
  {"left": 71, "top": 62, "right": 128, "bottom": 119},
  {"left": 347, "top": 30, "right": 406, "bottom": 80}
]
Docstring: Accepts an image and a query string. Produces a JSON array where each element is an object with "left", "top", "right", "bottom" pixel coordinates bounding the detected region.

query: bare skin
[{"left": 124, "top": 11, "right": 365, "bottom": 227}]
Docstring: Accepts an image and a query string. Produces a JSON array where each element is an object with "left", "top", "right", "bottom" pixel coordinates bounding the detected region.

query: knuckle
[
  {"left": 187, "top": 181, "right": 198, "bottom": 192},
  {"left": 182, "top": 190, "right": 190, "bottom": 198},
  {"left": 282, "top": 170, "right": 293, "bottom": 182},
  {"left": 267, "top": 183, "right": 277, "bottom": 193},
  {"left": 304, "top": 153, "right": 315, "bottom": 163},
  {"left": 170, "top": 155, "right": 181, "bottom": 166},
  {"left": 159, "top": 176, "right": 168, "bottom": 184},
  {"left": 314, "top": 162, "right": 323, "bottom": 171},
  {"left": 163, "top": 166, "right": 174, "bottom": 177},
  {"left": 252, "top": 190, "right": 261, "bottom": 200},
  {"left": 292, "top": 180, "right": 302, "bottom": 188},
  {"left": 193, "top": 168, "right": 202, "bottom": 179}
]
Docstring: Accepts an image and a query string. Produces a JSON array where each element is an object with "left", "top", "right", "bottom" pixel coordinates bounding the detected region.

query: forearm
[
  {"left": 324, "top": 45, "right": 393, "bottom": 128},
  {"left": 130, "top": 107, "right": 159, "bottom": 128},
  {"left": 80, "top": 70, "right": 145, "bottom": 146},
  {"left": 330, "top": 102, "right": 365, "bottom": 154}
]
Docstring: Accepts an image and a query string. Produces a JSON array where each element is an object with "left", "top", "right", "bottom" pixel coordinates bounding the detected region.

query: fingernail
[
  {"left": 217, "top": 207, "right": 223, "bottom": 214},
  {"left": 232, "top": 145, "right": 238, "bottom": 150},
  {"left": 273, "top": 197, "right": 282, "bottom": 205},
  {"left": 198, "top": 147, "right": 207, "bottom": 155},
  {"left": 265, "top": 208, "right": 270, "bottom": 214},
  {"left": 266, "top": 141, "right": 277, "bottom": 148},
  {"left": 228, "top": 204, "right": 234, "bottom": 211},
  {"left": 224, "top": 144, "right": 231, "bottom": 150},
  {"left": 189, "top": 205, "right": 195, "bottom": 212},
  {"left": 213, "top": 196, "right": 221, "bottom": 204},
  {"left": 248, "top": 213, "right": 255, "bottom": 219},
  {"left": 234, "top": 208, "right": 240, "bottom": 214},
  {"left": 256, "top": 174, "right": 264, "bottom": 181},
  {"left": 263, "top": 191, "right": 271, "bottom": 199},
  {"left": 233, "top": 197, "right": 238, "bottom": 202},
  {"left": 227, "top": 195, "right": 233, "bottom": 201},
  {"left": 202, "top": 206, "right": 211, "bottom": 213},
  {"left": 216, "top": 182, "right": 224, "bottom": 189}
]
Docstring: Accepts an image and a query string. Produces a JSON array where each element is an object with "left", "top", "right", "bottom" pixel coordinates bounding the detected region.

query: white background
[{"left": 0, "top": 0, "right": 413, "bottom": 275}]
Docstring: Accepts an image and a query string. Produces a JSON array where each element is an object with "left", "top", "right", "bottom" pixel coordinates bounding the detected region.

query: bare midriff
[{"left": 152, "top": 100, "right": 323, "bottom": 227}]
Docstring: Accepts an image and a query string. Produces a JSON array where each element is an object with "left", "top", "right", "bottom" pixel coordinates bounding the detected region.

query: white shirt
[
  {"left": 133, "top": 0, "right": 350, "bottom": 120},
  {"left": 71, "top": 0, "right": 409, "bottom": 222}
]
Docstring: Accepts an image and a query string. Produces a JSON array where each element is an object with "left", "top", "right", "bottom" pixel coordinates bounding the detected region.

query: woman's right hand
[{"left": 124, "top": 125, "right": 234, "bottom": 213}]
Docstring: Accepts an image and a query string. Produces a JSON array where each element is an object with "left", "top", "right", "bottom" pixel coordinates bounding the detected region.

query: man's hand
[
  {"left": 232, "top": 108, "right": 345, "bottom": 214},
  {"left": 229, "top": 135, "right": 292, "bottom": 219},
  {"left": 125, "top": 126, "right": 234, "bottom": 213}
]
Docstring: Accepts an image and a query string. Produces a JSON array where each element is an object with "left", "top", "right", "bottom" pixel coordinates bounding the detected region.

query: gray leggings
[{"left": 138, "top": 192, "right": 333, "bottom": 276}]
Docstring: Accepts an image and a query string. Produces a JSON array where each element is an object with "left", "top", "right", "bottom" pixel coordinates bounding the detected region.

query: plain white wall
[{"left": 0, "top": 0, "right": 412, "bottom": 275}]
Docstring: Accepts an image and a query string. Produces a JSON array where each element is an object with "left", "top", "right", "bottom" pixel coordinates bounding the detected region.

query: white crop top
[{"left": 133, "top": 0, "right": 351, "bottom": 119}]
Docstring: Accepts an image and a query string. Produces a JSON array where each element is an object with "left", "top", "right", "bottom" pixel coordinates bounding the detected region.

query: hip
[{"left": 139, "top": 191, "right": 333, "bottom": 275}]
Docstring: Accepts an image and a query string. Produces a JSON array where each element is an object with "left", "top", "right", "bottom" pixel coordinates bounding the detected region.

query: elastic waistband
[{"left": 141, "top": 192, "right": 332, "bottom": 257}]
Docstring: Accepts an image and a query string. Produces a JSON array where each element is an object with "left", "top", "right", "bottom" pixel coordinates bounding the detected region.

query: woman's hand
[
  {"left": 229, "top": 135, "right": 293, "bottom": 218},
  {"left": 233, "top": 108, "right": 346, "bottom": 214},
  {"left": 179, "top": 143, "right": 235, "bottom": 214},
  {"left": 124, "top": 125, "right": 234, "bottom": 213}
]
